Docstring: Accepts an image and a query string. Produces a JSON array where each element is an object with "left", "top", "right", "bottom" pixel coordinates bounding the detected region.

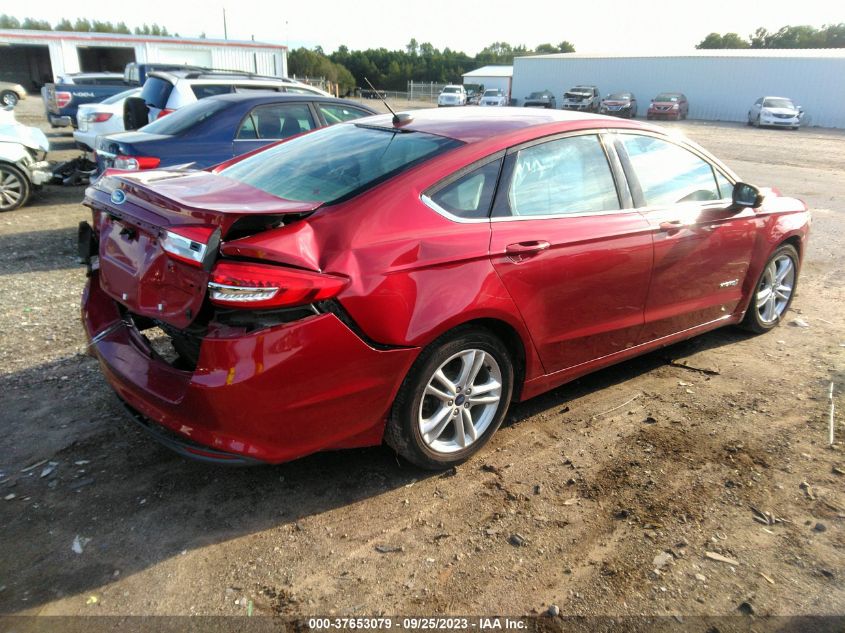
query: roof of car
[
  {"left": 203, "top": 92, "right": 377, "bottom": 109},
  {"left": 362, "top": 107, "right": 630, "bottom": 144},
  {"left": 147, "top": 69, "right": 298, "bottom": 83}
]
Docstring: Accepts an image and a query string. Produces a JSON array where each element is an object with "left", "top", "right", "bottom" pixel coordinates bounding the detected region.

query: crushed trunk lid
[{"left": 85, "top": 170, "right": 323, "bottom": 328}]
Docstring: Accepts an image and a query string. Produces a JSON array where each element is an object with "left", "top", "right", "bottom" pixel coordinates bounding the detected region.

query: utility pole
[{"left": 223, "top": 7, "right": 228, "bottom": 40}]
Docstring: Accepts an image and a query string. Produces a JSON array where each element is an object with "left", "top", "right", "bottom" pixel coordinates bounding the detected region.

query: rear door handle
[{"left": 506, "top": 241, "right": 551, "bottom": 257}]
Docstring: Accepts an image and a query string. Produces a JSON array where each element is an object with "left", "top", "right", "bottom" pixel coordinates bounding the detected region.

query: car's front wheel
[
  {"left": 385, "top": 327, "right": 514, "bottom": 470},
  {"left": 741, "top": 244, "right": 799, "bottom": 334},
  {"left": 0, "top": 163, "right": 31, "bottom": 211}
]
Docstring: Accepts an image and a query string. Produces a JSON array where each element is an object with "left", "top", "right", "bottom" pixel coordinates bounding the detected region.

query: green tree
[
  {"left": 697, "top": 32, "right": 750, "bottom": 48},
  {"left": 21, "top": 17, "right": 51, "bottom": 30},
  {"left": 0, "top": 14, "right": 21, "bottom": 29}
]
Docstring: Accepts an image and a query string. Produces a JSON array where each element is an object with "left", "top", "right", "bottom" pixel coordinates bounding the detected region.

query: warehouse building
[
  {"left": 511, "top": 49, "right": 845, "bottom": 128},
  {"left": 462, "top": 65, "right": 513, "bottom": 98},
  {"left": 0, "top": 29, "right": 288, "bottom": 91}
]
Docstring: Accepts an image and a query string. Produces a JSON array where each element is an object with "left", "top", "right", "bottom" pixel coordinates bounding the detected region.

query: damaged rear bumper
[{"left": 81, "top": 273, "right": 419, "bottom": 464}]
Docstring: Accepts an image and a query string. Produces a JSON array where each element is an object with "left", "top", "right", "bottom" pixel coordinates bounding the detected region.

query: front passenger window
[{"left": 618, "top": 135, "right": 721, "bottom": 206}]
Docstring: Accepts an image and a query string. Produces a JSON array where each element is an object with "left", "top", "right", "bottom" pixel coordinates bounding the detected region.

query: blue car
[{"left": 95, "top": 93, "right": 377, "bottom": 172}]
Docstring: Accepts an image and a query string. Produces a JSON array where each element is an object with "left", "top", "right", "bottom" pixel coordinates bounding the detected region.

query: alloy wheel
[
  {"left": 756, "top": 254, "right": 795, "bottom": 324},
  {"left": 418, "top": 349, "right": 502, "bottom": 454},
  {"left": 0, "top": 167, "right": 24, "bottom": 210}
]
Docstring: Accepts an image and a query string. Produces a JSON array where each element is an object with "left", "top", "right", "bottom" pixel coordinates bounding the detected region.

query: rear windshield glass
[
  {"left": 220, "top": 123, "right": 462, "bottom": 204},
  {"left": 139, "top": 98, "right": 230, "bottom": 135},
  {"left": 484, "top": 90, "right": 500, "bottom": 97},
  {"left": 140, "top": 77, "right": 174, "bottom": 110},
  {"left": 655, "top": 94, "right": 680, "bottom": 102},
  {"left": 443, "top": 87, "right": 460, "bottom": 93}
]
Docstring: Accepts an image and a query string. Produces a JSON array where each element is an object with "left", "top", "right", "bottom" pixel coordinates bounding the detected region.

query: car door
[
  {"left": 489, "top": 132, "right": 653, "bottom": 374},
  {"left": 233, "top": 102, "right": 318, "bottom": 157},
  {"left": 612, "top": 131, "right": 756, "bottom": 342}
]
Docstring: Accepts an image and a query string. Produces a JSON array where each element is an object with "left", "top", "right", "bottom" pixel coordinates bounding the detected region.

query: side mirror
[{"left": 732, "top": 182, "right": 764, "bottom": 208}]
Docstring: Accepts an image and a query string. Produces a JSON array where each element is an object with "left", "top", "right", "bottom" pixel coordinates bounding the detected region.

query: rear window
[
  {"left": 139, "top": 98, "right": 230, "bottom": 135},
  {"left": 220, "top": 123, "right": 462, "bottom": 204},
  {"left": 191, "top": 84, "right": 234, "bottom": 99},
  {"left": 140, "top": 77, "right": 174, "bottom": 110}
]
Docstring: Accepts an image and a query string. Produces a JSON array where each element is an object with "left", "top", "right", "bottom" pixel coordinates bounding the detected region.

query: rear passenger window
[
  {"left": 139, "top": 77, "right": 174, "bottom": 110},
  {"left": 507, "top": 135, "right": 620, "bottom": 216},
  {"left": 619, "top": 135, "right": 721, "bottom": 206},
  {"left": 318, "top": 103, "right": 371, "bottom": 124},
  {"left": 428, "top": 159, "right": 502, "bottom": 219},
  {"left": 237, "top": 103, "right": 316, "bottom": 140},
  {"left": 191, "top": 85, "right": 233, "bottom": 99}
]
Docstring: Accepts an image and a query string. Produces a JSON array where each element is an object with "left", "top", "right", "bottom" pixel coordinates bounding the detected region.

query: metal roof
[
  {"left": 518, "top": 49, "right": 845, "bottom": 60},
  {"left": 0, "top": 29, "right": 285, "bottom": 50},
  {"left": 462, "top": 65, "right": 513, "bottom": 78}
]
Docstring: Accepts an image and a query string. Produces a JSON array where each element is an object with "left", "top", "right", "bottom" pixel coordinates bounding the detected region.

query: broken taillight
[
  {"left": 113, "top": 155, "right": 161, "bottom": 170},
  {"left": 160, "top": 226, "right": 217, "bottom": 267},
  {"left": 208, "top": 261, "right": 348, "bottom": 309},
  {"left": 55, "top": 91, "right": 72, "bottom": 108}
]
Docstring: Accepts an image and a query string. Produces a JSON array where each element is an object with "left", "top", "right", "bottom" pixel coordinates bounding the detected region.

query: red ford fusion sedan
[{"left": 79, "top": 107, "right": 810, "bottom": 469}]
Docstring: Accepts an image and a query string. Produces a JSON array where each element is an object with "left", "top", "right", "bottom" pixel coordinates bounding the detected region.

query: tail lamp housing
[
  {"left": 208, "top": 261, "right": 348, "bottom": 309},
  {"left": 113, "top": 155, "right": 161, "bottom": 170}
]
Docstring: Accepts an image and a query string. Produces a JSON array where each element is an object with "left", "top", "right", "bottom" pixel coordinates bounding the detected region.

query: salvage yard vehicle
[
  {"left": 437, "top": 85, "right": 467, "bottom": 107},
  {"left": 79, "top": 108, "right": 810, "bottom": 469},
  {"left": 479, "top": 89, "right": 507, "bottom": 107},
  {"left": 96, "top": 93, "right": 375, "bottom": 172},
  {"left": 561, "top": 85, "right": 600, "bottom": 112},
  {"left": 74, "top": 88, "right": 143, "bottom": 152},
  {"left": 600, "top": 91, "right": 637, "bottom": 118},
  {"left": 0, "top": 107, "right": 52, "bottom": 211},
  {"left": 0, "top": 81, "right": 27, "bottom": 107},
  {"left": 123, "top": 70, "right": 333, "bottom": 130},
  {"left": 647, "top": 92, "right": 688, "bottom": 120},
  {"left": 523, "top": 90, "right": 556, "bottom": 109},
  {"left": 747, "top": 96, "right": 802, "bottom": 130},
  {"left": 42, "top": 72, "right": 128, "bottom": 128}
]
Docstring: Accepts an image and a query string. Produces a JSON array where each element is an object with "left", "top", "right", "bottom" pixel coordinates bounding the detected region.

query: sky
[{"left": 6, "top": 0, "right": 843, "bottom": 55}]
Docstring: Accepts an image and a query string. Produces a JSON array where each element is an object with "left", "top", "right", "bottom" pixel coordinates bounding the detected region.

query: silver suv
[
  {"left": 124, "top": 70, "right": 332, "bottom": 130},
  {"left": 561, "top": 85, "right": 601, "bottom": 112}
]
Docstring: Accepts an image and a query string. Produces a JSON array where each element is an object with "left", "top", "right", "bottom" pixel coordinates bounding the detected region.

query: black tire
[
  {"left": 740, "top": 244, "right": 799, "bottom": 334},
  {"left": 0, "top": 91, "right": 18, "bottom": 107},
  {"left": 385, "top": 327, "right": 514, "bottom": 470},
  {"left": 0, "top": 163, "right": 32, "bottom": 211}
]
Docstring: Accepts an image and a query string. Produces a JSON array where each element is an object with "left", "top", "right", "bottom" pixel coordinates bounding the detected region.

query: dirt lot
[{"left": 1, "top": 98, "right": 843, "bottom": 622}]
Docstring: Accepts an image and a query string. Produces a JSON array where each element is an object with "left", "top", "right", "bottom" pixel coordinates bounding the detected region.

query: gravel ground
[{"left": 0, "top": 98, "right": 843, "bottom": 622}]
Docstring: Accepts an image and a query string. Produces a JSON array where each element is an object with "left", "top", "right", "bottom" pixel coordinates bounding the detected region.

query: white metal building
[
  {"left": 462, "top": 65, "right": 513, "bottom": 98},
  {"left": 512, "top": 50, "right": 845, "bottom": 128},
  {"left": 0, "top": 29, "right": 287, "bottom": 91}
]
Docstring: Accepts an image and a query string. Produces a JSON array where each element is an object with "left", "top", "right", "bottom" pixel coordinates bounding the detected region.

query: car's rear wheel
[
  {"left": 385, "top": 327, "right": 514, "bottom": 470},
  {"left": 741, "top": 244, "right": 799, "bottom": 334},
  {"left": 1, "top": 91, "right": 19, "bottom": 107},
  {"left": 0, "top": 163, "right": 31, "bottom": 211}
]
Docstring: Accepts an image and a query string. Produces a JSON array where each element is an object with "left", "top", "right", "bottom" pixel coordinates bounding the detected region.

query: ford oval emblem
[{"left": 111, "top": 189, "right": 126, "bottom": 205}]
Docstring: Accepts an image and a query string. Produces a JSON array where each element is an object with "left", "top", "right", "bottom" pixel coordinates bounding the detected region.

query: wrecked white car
[{"left": 0, "top": 106, "right": 52, "bottom": 211}]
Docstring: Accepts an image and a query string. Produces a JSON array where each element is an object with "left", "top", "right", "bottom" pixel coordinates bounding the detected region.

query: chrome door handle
[
  {"left": 506, "top": 241, "right": 551, "bottom": 255},
  {"left": 659, "top": 220, "right": 684, "bottom": 232}
]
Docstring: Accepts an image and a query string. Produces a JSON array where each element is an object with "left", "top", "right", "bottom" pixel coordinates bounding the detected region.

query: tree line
[
  {"left": 291, "top": 40, "right": 576, "bottom": 93},
  {"left": 697, "top": 23, "right": 845, "bottom": 49},
  {"left": 0, "top": 14, "right": 175, "bottom": 36}
]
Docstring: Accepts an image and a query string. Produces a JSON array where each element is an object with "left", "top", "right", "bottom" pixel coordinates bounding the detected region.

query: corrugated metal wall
[{"left": 512, "top": 55, "right": 845, "bottom": 128}]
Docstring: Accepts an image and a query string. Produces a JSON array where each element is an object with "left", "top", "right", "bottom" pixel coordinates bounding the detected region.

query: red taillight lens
[
  {"left": 208, "top": 261, "right": 348, "bottom": 309},
  {"left": 90, "top": 112, "right": 113, "bottom": 123},
  {"left": 160, "top": 225, "right": 216, "bottom": 267},
  {"left": 156, "top": 108, "right": 175, "bottom": 119},
  {"left": 55, "top": 91, "right": 72, "bottom": 108},
  {"left": 113, "top": 155, "right": 160, "bottom": 170}
]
